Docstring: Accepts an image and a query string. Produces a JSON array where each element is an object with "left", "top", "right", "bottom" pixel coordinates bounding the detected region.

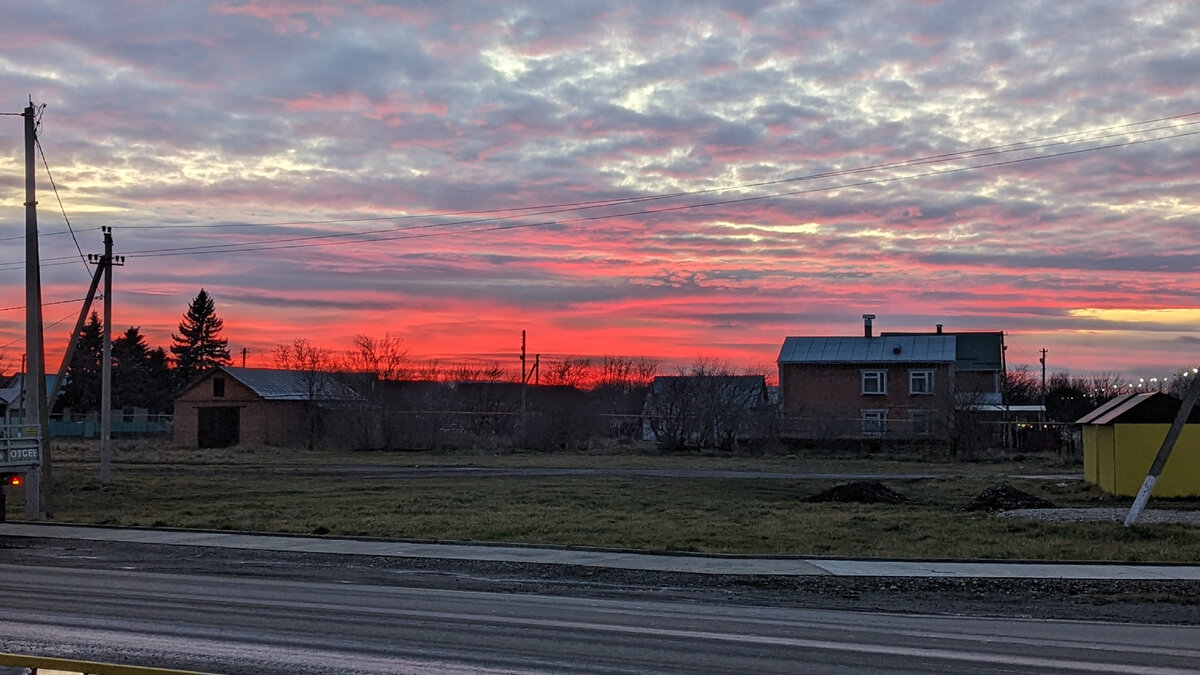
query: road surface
[{"left": 0, "top": 562, "right": 1196, "bottom": 674}]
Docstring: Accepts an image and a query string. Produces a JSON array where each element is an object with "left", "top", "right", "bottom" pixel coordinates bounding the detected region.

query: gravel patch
[{"left": 998, "top": 507, "right": 1200, "bottom": 524}]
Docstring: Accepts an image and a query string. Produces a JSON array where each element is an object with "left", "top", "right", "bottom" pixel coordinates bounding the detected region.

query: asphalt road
[{"left": 2, "top": 561, "right": 1199, "bottom": 674}]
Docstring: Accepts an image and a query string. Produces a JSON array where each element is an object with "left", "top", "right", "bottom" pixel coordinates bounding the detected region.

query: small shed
[
  {"left": 1077, "top": 392, "right": 1200, "bottom": 497},
  {"left": 173, "top": 366, "right": 361, "bottom": 449}
]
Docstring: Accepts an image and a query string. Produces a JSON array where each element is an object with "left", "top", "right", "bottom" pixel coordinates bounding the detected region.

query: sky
[{"left": 0, "top": 1, "right": 1197, "bottom": 383}]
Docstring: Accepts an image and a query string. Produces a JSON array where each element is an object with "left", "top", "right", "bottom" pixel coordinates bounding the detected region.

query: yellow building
[{"left": 1078, "top": 392, "right": 1200, "bottom": 497}]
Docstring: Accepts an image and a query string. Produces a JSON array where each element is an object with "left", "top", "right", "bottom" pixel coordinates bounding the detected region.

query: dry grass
[{"left": 11, "top": 442, "right": 1197, "bottom": 562}]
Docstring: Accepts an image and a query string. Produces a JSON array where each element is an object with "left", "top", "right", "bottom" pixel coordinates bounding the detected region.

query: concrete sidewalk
[{"left": 3, "top": 522, "right": 1199, "bottom": 581}]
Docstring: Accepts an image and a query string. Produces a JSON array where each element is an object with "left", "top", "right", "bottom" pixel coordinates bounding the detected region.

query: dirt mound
[
  {"left": 804, "top": 481, "right": 905, "bottom": 504},
  {"left": 964, "top": 484, "right": 1056, "bottom": 512}
]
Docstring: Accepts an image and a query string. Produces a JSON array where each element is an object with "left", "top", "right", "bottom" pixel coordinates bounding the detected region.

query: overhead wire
[
  {"left": 110, "top": 110, "right": 1200, "bottom": 234},
  {"left": 115, "top": 121, "right": 1200, "bottom": 259},
  {"left": 35, "top": 138, "right": 92, "bottom": 275},
  {"left": 1, "top": 110, "right": 1196, "bottom": 266}
]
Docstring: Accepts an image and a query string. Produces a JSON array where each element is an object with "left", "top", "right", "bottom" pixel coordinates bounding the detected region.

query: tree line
[{"left": 57, "top": 288, "right": 230, "bottom": 416}]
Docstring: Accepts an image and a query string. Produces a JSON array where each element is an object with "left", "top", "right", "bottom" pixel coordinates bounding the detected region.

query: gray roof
[
  {"left": 882, "top": 331, "right": 1004, "bottom": 371},
  {"left": 1076, "top": 392, "right": 1200, "bottom": 425},
  {"left": 219, "top": 367, "right": 360, "bottom": 401},
  {"left": 1076, "top": 393, "right": 1145, "bottom": 424},
  {"left": 777, "top": 336, "right": 957, "bottom": 364}
]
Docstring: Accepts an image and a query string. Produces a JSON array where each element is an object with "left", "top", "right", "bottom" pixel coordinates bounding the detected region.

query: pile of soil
[
  {"left": 964, "top": 483, "right": 1056, "bottom": 512},
  {"left": 803, "top": 481, "right": 905, "bottom": 504}
]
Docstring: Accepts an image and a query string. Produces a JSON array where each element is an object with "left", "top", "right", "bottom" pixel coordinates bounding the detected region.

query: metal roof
[
  {"left": 1075, "top": 393, "right": 1142, "bottom": 424},
  {"left": 1076, "top": 392, "right": 1200, "bottom": 425},
  {"left": 882, "top": 331, "right": 1004, "bottom": 370},
  {"left": 220, "top": 367, "right": 360, "bottom": 401},
  {"left": 777, "top": 336, "right": 956, "bottom": 364}
]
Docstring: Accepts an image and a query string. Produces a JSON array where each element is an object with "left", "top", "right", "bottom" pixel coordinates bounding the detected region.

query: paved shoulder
[{"left": 3, "top": 522, "right": 1199, "bottom": 581}]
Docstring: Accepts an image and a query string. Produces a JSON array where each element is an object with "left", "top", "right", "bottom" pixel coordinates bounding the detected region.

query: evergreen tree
[
  {"left": 113, "top": 326, "right": 174, "bottom": 413},
  {"left": 59, "top": 312, "right": 104, "bottom": 415},
  {"left": 170, "top": 289, "right": 231, "bottom": 386}
]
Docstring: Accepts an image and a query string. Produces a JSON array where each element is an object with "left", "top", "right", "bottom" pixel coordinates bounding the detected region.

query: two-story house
[
  {"left": 777, "top": 317, "right": 1007, "bottom": 441},
  {"left": 778, "top": 331, "right": 956, "bottom": 440}
]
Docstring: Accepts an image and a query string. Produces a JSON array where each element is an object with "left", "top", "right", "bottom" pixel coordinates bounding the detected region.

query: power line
[
  {"left": 35, "top": 138, "right": 92, "bottom": 276},
  {"left": 111, "top": 110, "right": 1200, "bottom": 234},
  {"left": 0, "top": 297, "right": 95, "bottom": 313},
  {"left": 2, "top": 110, "right": 1195, "bottom": 267},
  {"left": 119, "top": 124, "right": 1200, "bottom": 260}
]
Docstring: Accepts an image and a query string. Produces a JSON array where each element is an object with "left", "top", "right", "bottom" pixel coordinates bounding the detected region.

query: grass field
[{"left": 12, "top": 441, "right": 1200, "bottom": 562}]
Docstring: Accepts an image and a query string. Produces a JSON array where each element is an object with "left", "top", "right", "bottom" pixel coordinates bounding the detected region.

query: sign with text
[{"left": 0, "top": 425, "right": 41, "bottom": 468}]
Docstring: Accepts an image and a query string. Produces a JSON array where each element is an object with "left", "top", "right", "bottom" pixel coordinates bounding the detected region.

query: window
[
  {"left": 861, "top": 409, "right": 887, "bottom": 436},
  {"left": 213, "top": 377, "right": 225, "bottom": 398},
  {"left": 861, "top": 370, "right": 887, "bottom": 395},
  {"left": 909, "top": 370, "right": 934, "bottom": 395},
  {"left": 910, "top": 409, "right": 932, "bottom": 436}
]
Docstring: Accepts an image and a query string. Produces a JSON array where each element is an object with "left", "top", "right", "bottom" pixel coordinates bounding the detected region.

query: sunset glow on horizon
[{"left": 1, "top": 2, "right": 1197, "bottom": 383}]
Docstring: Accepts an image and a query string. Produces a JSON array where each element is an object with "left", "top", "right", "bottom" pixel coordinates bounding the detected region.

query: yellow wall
[{"left": 1083, "top": 424, "right": 1200, "bottom": 497}]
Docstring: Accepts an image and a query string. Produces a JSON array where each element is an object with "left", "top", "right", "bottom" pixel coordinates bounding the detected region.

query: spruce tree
[
  {"left": 170, "top": 289, "right": 231, "bottom": 385},
  {"left": 59, "top": 311, "right": 104, "bottom": 414},
  {"left": 113, "top": 326, "right": 174, "bottom": 413}
]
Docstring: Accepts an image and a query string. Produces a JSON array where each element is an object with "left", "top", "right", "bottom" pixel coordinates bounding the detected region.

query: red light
[{"left": 7, "top": 476, "right": 22, "bottom": 487}]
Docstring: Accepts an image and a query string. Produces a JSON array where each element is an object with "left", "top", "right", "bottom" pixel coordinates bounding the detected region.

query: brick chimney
[{"left": 863, "top": 314, "right": 876, "bottom": 338}]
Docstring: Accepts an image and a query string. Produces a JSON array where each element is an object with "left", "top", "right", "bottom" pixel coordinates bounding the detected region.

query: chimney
[
  {"left": 936, "top": 324, "right": 943, "bottom": 334},
  {"left": 862, "top": 314, "right": 876, "bottom": 338}
]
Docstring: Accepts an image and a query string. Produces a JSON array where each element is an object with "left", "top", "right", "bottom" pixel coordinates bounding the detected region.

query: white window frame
[
  {"left": 910, "top": 409, "right": 932, "bottom": 436},
  {"left": 861, "top": 370, "right": 887, "bottom": 395},
  {"left": 861, "top": 409, "right": 887, "bottom": 436},
  {"left": 909, "top": 370, "right": 935, "bottom": 395}
]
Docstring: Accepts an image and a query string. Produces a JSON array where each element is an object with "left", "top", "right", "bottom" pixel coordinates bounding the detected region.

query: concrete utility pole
[
  {"left": 48, "top": 262, "right": 104, "bottom": 413},
  {"left": 23, "top": 101, "right": 47, "bottom": 519},
  {"left": 1124, "top": 371, "right": 1200, "bottom": 527},
  {"left": 95, "top": 227, "right": 123, "bottom": 484}
]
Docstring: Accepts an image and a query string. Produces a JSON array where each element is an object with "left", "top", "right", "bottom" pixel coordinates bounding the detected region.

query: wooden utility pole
[
  {"left": 520, "top": 330, "right": 527, "bottom": 418},
  {"left": 1125, "top": 372, "right": 1200, "bottom": 526},
  {"left": 23, "top": 101, "right": 47, "bottom": 519},
  {"left": 1039, "top": 348, "right": 1047, "bottom": 395}
]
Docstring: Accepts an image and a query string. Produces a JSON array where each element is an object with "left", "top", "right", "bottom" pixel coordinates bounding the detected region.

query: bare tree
[
  {"left": 543, "top": 357, "right": 593, "bottom": 388},
  {"left": 273, "top": 338, "right": 337, "bottom": 449},
  {"left": 645, "top": 359, "right": 770, "bottom": 451},
  {"left": 347, "top": 334, "right": 410, "bottom": 380},
  {"left": 341, "top": 334, "right": 410, "bottom": 449},
  {"left": 1002, "top": 366, "right": 1041, "bottom": 405}
]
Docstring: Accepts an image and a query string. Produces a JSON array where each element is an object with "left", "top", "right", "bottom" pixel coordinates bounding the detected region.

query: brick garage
[{"left": 173, "top": 366, "right": 356, "bottom": 448}]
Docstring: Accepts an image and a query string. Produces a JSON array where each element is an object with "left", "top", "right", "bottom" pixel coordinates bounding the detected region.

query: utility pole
[
  {"left": 1125, "top": 372, "right": 1200, "bottom": 526},
  {"left": 520, "top": 330, "right": 527, "bottom": 418},
  {"left": 241, "top": 347, "right": 249, "bottom": 368},
  {"left": 1039, "top": 348, "right": 1047, "bottom": 402},
  {"left": 92, "top": 227, "right": 123, "bottom": 484},
  {"left": 23, "top": 101, "right": 47, "bottom": 519}
]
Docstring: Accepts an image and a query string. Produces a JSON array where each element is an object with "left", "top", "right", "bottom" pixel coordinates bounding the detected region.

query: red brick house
[
  {"left": 173, "top": 366, "right": 361, "bottom": 448},
  {"left": 778, "top": 333, "right": 957, "bottom": 439},
  {"left": 777, "top": 318, "right": 1008, "bottom": 441}
]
